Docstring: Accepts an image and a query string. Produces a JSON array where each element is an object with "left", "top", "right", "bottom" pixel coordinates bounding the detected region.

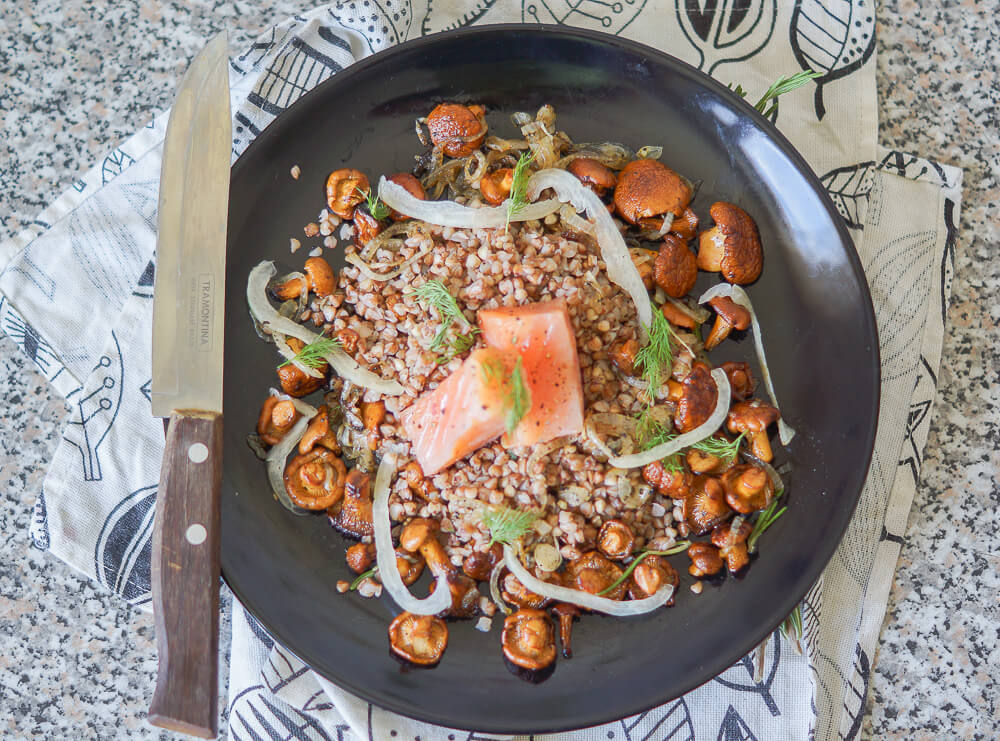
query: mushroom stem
[
  {"left": 704, "top": 315, "right": 734, "bottom": 350},
  {"left": 697, "top": 227, "right": 725, "bottom": 272},
  {"left": 749, "top": 431, "right": 773, "bottom": 463}
]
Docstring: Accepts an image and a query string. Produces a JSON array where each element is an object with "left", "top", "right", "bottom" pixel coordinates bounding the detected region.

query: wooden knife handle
[{"left": 148, "top": 410, "right": 222, "bottom": 738}]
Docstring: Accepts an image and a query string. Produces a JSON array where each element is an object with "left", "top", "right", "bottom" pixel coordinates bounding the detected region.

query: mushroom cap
[
  {"left": 687, "top": 542, "right": 724, "bottom": 577},
  {"left": 399, "top": 517, "right": 438, "bottom": 553},
  {"left": 653, "top": 234, "right": 699, "bottom": 298},
  {"left": 710, "top": 519, "right": 753, "bottom": 549},
  {"left": 611, "top": 337, "right": 641, "bottom": 376},
  {"left": 708, "top": 295, "right": 751, "bottom": 330},
  {"left": 597, "top": 520, "right": 636, "bottom": 560},
  {"left": 303, "top": 257, "right": 336, "bottom": 297},
  {"left": 719, "top": 361, "right": 756, "bottom": 401},
  {"left": 707, "top": 202, "right": 763, "bottom": 284},
  {"left": 462, "top": 543, "right": 503, "bottom": 581},
  {"left": 566, "top": 551, "right": 626, "bottom": 600},
  {"left": 385, "top": 173, "right": 425, "bottom": 221},
  {"left": 675, "top": 362, "right": 719, "bottom": 433},
  {"left": 502, "top": 608, "right": 557, "bottom": 671},
  {"left": 325, "top": 168, "right": 369, "bottom": 219},
  {"left": 395, "top": 549, "right": 425, "bottom": 586},
  {"left": 613, "top": 159, "right": 693, "bottom": 225},
  {"left": 388, "top": 612, "right": 448, "bottom": 666},
  {"left": 502, "top": 572, "right": 552, "bottom": 609},
  {"left": 659, "top": 301, "right": 698, "bottom": 330},
  {"left": 684, "top": 475, "right": 732, "bottom": 535},
  {"left": 335, "top": 328, "right": 361, "bottom": 356},
  {"left": 670, "top": 207, "right": 700, "bottom": 240},
  {"left": 345, "top": 542, "right": 375, "bottom": 574},
  {"left": 722, "top": 464, "right": 773, "bottom": 513},
  {"left": 284, "top": 448, "right": 347, "bottom": 510},
  {"left": 567, "top": 157, "right": 617, "bottom": 196},
  {"left": 641, "top": 461, "right": 693, "bottom": 500},
  {"left": 257, "top": 396, "right": 300, "bottom": 446},
  {"left": 727, "top": 399, "right": 781, "bottom": 434},
  {"left": 298, "top": 407, "right": 340, "bottom": 455},
  {"left": 329, "top": 469, "right": 375, "bottom": 538},
  {"left": 426, "top": 103, "right": 487, "bottom": 158},
  {"left": 438, "top": 572, "right": 480, "bottom": 618},
  {"left": 352, "top": 207, "right": 383, "bottom": 247},
  {"left": 628, "top": 554, "right": 679, "bottom": 601},
  {"left": 479, "top": 167, "right": 514, "bottom": 206}
]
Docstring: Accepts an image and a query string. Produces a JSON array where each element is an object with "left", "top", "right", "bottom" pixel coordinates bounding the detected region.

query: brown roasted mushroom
[
  {"left": 304, "top": 256, "right": 337, "bottom": 297},
  {"left": 642, "top": 460, "right": 694, "bottom": 500},
  {"left": 703, "top": 296, "right": 751, "bottom": 350},
  {"left": 628, "top": 554, "right": 679, "bottom": 603},
  {"left": 360, "top": 400, "right": 386, "bottom": 450},
  {"left": 479, "top": 167, "right": 513, "bottom": 206},
  {"left": 325, "top": 168, "right": 369, "bottom": 219},
  {"left": 567, "top": 158, "right": 616, "bottom": 196},
  {"left": 611, "top": 338, "right": 640, "bottom": 376},
  {"left": 697, "top": 202, "right": 763, "bottom": 284},
  {"left": 426, "top": 103, "right": 487, "bottom": 158},
  {"left": 345, "top": 542, "right": 375, "bottom": 574},
  {"left": 685, "top": 434, "right": 736, "bottom": 475},
  {"left": 298, "top": 407, "right": 340, "bottom": 455},
  {"left": 711, "top": 520, "right": 752, "bottom": 573},
  {"left": 659, "top": 301, "right": 698, "bottom": 330},
  {"left": 284, "top": 448, "right": 347, "bottom": 510},
  {"left": 277, "top": 337, "right": 327, "bottom": 397},
  {"left": 388, "top": 612, "right": 448, "bottom": 666},
  {"left": 352, "top": 207, "right": 384, "bottom": 246},
  {"left": 551, "top": 603, "right": 579, "bottom": 658},
  {"left": 335, "top": 328, "right": 361, "bottom": 356},
  {"left": 502, "top": 572, "right": 551, "bottom": 610},
  {"left": 502, "top": 608, "right": 557, "bottom": 671},
  {"left": 721, "top": 464, "right": 774, "bottom": 513},
  {"left": 597, "top": 520, "right": 635, "bottom": 560},
  {"left": 675, "top": 361, "right": 718, "bottom": 433},
  {"left": 720, "top": 361, "right": 756, "bottom": 401},
  {"left": 256, "top": 396, "right": 300, "bottom": 446},
  {"left": 653, "top": 234, "right": 698, "bottom": 298},
  {"left": 402, "top": 461, "right": 436, "bottom": 500},
  {"left": 565, "top": 551, "right": 626, "bottom": 601},
  {"left": 727, "top": 399, "right": 781, "bottom": 463},
  {"left": 462, "top": 543, "right": 504, "bottom": 581},
  {"left": 386, "top": 173, "right": 425, "bottom": 221},
  {"left": 613, "top": 159, "right": 692, "bottom": 225},
  {"left": 440, "top": 572, "right": 480, "bottom": 618},
  {"left": 670, "top": 207, "right": 700, "bottom": 240},
  {"left": 630, "top": 248, "right": 657, "bottom": 290},
  {"left": 269, "top": 273, "right": 307, "bottom": 301},
  {"left": 400, "top": 518, "right": 452, "bottom": 576},
  {"left": 683, "top": 475, "right": 732, "bottom": 535},
  {"left": 330, "top": 469, "right": 375, "bottom": 538},
  {"left": 687, "top": 542, "right": 724, "bottom": 578},
  {"left": 395, "top": 550, "right": 425, "bottom": 586}
]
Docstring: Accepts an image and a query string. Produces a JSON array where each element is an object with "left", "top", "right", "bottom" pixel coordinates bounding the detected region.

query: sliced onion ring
[
  {"left": 373, "top": 454, "right": 452, "bottom": 615},
  {"left": 503, "top": 545, "right": 674, "bottom": 615},
  {"left": 608, "top": 368, "right": 732, "bottom": 469},
  {"left": 741, "top": 451, "right": 784, "bottom": 492},
  {"left": 248, "top": 262, "right": 404, "bottom": 396},
  {"left": 526, "top": 169, "right": 653, "bottom": 338},
  {"left": 265, "top": 416, "right": 311, "bottom": 514},
  {"left": 345, "top": 246, "right": 429, "bottom": 282},
  {"left": 698, "top": 284, "right": 796, "bottom": 445},
  {"left": 379, "top": 177, "right": 561, "bottom": 228}
]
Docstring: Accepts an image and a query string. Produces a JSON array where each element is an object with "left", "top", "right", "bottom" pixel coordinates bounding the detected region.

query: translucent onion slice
[
  {"left": 608, "top": 368, "right": 732, "bottom": 469},
  {"left": 584, "top": 412, "right": 638, "bottom": 460},
  {"left": 503, "top": 545, "right": 674, "bottom": 615},
  {"left": 265, "top": 416, "right": 311, "bottom": 514},
  {"left": 344, "top": 246, "right": 429, "bottom": 282},
  {"left": 526, "top": 168, "right": 653, "bottom": 337},
  {"left": 248, "top": 262, "right": 404, "bottom": 396},
  {"left": 698, "top": 284, "right": 796, "bottom": 445},
  {"left": 379, "top": 177, "right": 561, "bottom": 228},
  {"left": 489, "top": 560, "right": 512, "bottom": 616},
  {"left": 373, "top": 454, "right": 452, "bottom": 615},
  {"left": 741, "top": 451, "right": 785, "bottom": 492}
]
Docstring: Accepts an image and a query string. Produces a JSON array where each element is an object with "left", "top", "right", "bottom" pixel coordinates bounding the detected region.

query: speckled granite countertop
[{"left": 1, "top": 1, "right": 997, "bottom": 738}]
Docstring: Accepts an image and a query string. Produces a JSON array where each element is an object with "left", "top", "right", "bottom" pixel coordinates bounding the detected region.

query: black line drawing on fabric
[
  {"left": 231, "top": 687, "right": 335, "bottom": 741},
  {"left": 233, "top": 25, "right": 284, "bottom": 74},
  {"left": 840, "top": 644, "right": 870, "bottom": 740},
  {"left": 101, "top": 148, "right": 136, "bottom": 184},
  {"left": 819, "top": 160, "right": 875, "bottom": 229},
  {"left": 837, "top": 450, "right": 886, "bottom": 585},
  {"left": 30, "top": 488, "right": 50, "bottom": 550},
  {"left": 139, "top": 378, "right": 152, "bottom": 402},
  {"left": 789, "top": 0, "right": 876, "bottom": 119},
  {"left": 424, "top": 0, "right": 497, "bottom": 34},
  {"left": 616, "top": 697, "right": 694, "bottom": 740},
  {"left": 248, "top": 35, "right": 345, "bottom": 116},
  {"left": 73, "top": 178, "right": 87, "bottom": 192},
  {"left": 3, "top": 248, "right": 57, "bottom": 299},
  {"left": 877, "top": 149, "right": 957, "bottom": 189},
  {"left": 522, "top": 0, "right": 648, "bottom": 35},
  {"left": 118, "top": 178, "right": 160, "bottom": 232},
  {"left": 329, "top": 0, "right": 412, "bottom": 53},
  {"left": 898, "top": 396, "right": 932, "bottom": 481},
  {"left": 801, "top": 579, "right": 822, "bottom": 656},
  {"left": 878, "top": 525, "right": 905, "bottom": 545},
  {"left": 675, "top": 0, "right": 778, "bottom": 74},
  {"left": 133, "top": 259, "right": 155, "bottom": 299},
  {"left": 717, "top": 704, "right": 759, "bottom": 741},
  {"left": 941, "top": 197, "right": 957, "bottom": 324},
  {"left": 94, "top": 484, "right": 156, "bottom": 604},
  {"left": 243, "top": 606, "right": 276, "bottom": 651},
  {"left": 301, "top": 689, "right": 337, "bottom": 714},
  {"left": 0, "top": 298, "right": 61, "bottom": 375},
  {"left": 64, "top": 331, "right": 124, "bottom": 482},
  {"left": 714, "top": 632, "right": 781, "bottom": 716}
]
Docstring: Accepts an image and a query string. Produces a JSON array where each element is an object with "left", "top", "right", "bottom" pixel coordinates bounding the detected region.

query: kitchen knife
[{"left": 148, "top": 31, "right": 230, "bottom": 739}]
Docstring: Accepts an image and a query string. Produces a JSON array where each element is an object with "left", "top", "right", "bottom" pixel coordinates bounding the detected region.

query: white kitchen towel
[{"left": 0, "top": 4, "right": 962, "bottom": 740}]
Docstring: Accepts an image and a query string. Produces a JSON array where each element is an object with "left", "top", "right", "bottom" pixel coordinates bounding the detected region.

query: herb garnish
[
  {"left": 349, "top": 566, "right": 378, "bottom": 591},
  {"left": 690, "top": 432, "right": 746, "bottom": 465},
  {"left": 596, "top": 542, "right": 692, "bottom": 596},
  {"left": 505, "top": 152, "right": 535, "bottom": 230},
  {"left": 277, "top": 334, "right": 340, "bottom": 369},
  {"left": 746, "top": 488, "right": 786, "bottom": 552},
  {"left": 779, "top": 604, "right": 804, "bottom": 649},
  {"left": 357, "top": 185, "right": 391, "bottom": 220},
  {"left": 434, "top": 329, "right": 480, "bottom": 365},
  {"left": 634, "top": 306, "right": 674, "bottom": 401},
  {"left": 729, "top": 70, "right": 823, "bottom": 119},
  {"left": 504, "top": 356, "right": 532, "bottom": 434},
  {"left": 483, "top": 505, "right": 537, "bottom": 547},
  {"left": 635, "top": 413, "right": 683, "bottom": 472},
  {"left": 411, "top": 279, "right": 478, "bottom": 361}
]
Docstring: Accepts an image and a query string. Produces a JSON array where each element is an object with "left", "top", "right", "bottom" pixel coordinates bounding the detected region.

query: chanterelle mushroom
[
  {"left": 277, "top": 337, "right": 327, "bottom": 397},
  {"left": 256, "top": 396, "right": 299, "bottom": 446},
  {"left": 284, "top": 448, "right": 347, "bottom": 510},
  {"left": 567, "top": 158, "right": 616, "bottom": 197},
  {"left": 704, "top": 295, "right": 752, "bottom": 350},
  {"left": 628, "top": 554, "right": 679, "bottom": 604},
  {"left": 298, "top": 407, "right": 340, "bottom": 455},
  {"left": 642, "top": 461, "right": 693, "bottom": 500},
  {"left": 329, "top": 469, "right": 374, "bottom": 538},
  {"left": 613, "top": 159, "right": 693, "bottom": 225},
  {"left": 721, "top": 464, "right": 774, "bottom": 513},
  {"left": 675, "top": 361, "right": 719, "bottom": 433},
  {"left": 653, "top": 234, "right": 698, "bottom": 298},
  {"left": 697, "top": 202, "right": 763, "bottom": 284},
  {"left": 325, "top": 168, "right": 369, "bottom": 219},
  {"left": 711, "top": 519, "right": 752, "bottom": 573},
  {"left": 719, "top": 361, "right": 756, "bottom": 401},
  {"left": 727, "top": 399, "right": 781, "bottom": 462},
  {"left": 479, "top": 167, "right": 514, "bottom": 205},
  {"left": 597, "top": 520, "right": 635, "bottom": 560},
  {"left": 683, "top": 475, "right": 732, "bottom": 535},
  {"left": 502, "top": 608, "right": 557, "bottom": 671},
  {"left": 565, "top": 551, "right": 626, "bottom": 601},
  {"left": 687, "top": 542, "right": 724, "bottom": 578},
  {"left": 388, "top": 612, "right": 448, "bottom": 666},
  {"left": 426, "top": 103, "right": 487, "bottom": 158}
]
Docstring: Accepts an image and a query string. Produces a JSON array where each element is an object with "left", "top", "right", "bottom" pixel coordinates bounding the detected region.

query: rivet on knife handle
[{"left": 149, "top": 410, "right": 223, "bottom": 738}]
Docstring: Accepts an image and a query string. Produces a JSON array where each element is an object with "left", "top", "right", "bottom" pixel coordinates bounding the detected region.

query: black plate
[{"left": 222, "top": 26, "right": 879, "bottom": 733}]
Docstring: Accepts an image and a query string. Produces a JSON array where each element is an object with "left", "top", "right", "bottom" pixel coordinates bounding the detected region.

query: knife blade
[{"left": 148, "top": 31, "right": 230, "bottom": 740}]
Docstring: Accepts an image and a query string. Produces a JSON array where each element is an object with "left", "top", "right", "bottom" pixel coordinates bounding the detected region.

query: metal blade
[{"left": 152, "top": 33, "right": 231, "bottom": 417}]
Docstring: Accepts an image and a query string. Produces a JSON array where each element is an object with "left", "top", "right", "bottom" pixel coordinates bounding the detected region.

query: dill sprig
[
  {"left": 729, "top": 70, "right": 823, "bottom": 119},
  {"left": 596, "top": 542, "right": 692, "bottom": 596},
  {"left": 278, "top": 334, "right": 341, "bottom": 369},
  {"left": 356, "top": 185, "right": 390, "bottom": 220},
  {"left": 636, "top": 412, "right": 683, "bottom": 472},
  {"left": 505, "top": 152, "right": 535, "bottom": 229},
  {"left": 747, "top": 488, "right": 787, "bottom": 553},
  {"left": 634, "top": 306, "right": 674, "bottom": 400},
  {"left": 412, "top": 279, "right": 472, "bottom": 330},
  {"left": 483, "top": 505, "right": 537, "bottom": 547},
  {"left": 691, "top": 432, "right": 746, "bottom": 464},
  {"left": 779, "top": 604, "right": 804, "bottom": 649},
  {"left": 349, "top": 566, "right": 378, "bottom": 591},
  {"left": 434, "top": 329, "right": 480, "bottom": 365},
  {"left": 505, "top": 356, "right": 532, "bottom": 434}
]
